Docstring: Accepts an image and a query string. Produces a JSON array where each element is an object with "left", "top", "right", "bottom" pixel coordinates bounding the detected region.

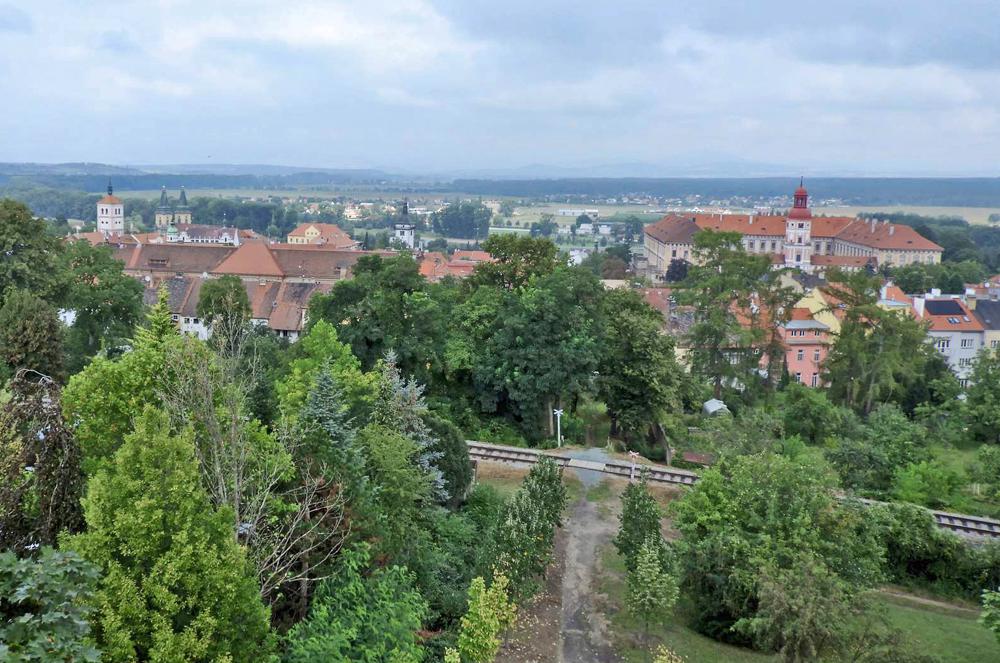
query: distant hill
[{"left": 0, "top": 162, "right": 147, "bottom": 176}]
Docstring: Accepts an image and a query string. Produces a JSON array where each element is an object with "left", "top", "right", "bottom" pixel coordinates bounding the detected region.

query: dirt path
[
  {"left": 560, "top": 494, "right": 622, "bottom": 662},
  {"left": 879, "top": 588, "right": 981, "bottom": 615}
]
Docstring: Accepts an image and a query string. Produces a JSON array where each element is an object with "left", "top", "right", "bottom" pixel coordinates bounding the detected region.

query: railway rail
[{"left": 466, "top": 440, "right": 1000, "bottom": 539}]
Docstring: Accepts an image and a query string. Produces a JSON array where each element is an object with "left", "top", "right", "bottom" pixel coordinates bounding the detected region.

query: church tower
[
  {"left": 97, "top": 181, "right": 124, "bottom": 235},
  {"left": 155, "top": 186, "right": 173, "bottom": 228},
  {"left": 174, "top": 187, "right": 192, "bottom": 225},
  {"left": 393, "top": 198, "right": 416, "bottom": 249},
  {"left": 783, "top": 178, "right": 813, "bottom": 272}
]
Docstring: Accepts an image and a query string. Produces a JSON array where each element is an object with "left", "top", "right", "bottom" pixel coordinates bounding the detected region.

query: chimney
[
  {"left": 913, "top": 296, "right": 925, "bottom": 318},
  {"left": 889, "top": 225, "right": 895, "bottom": 236},
  {"left": 930, "top": 287, "right": 941, "bottom": 297}
]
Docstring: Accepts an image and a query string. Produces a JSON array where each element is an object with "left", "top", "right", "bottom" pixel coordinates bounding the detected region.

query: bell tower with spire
[
  {"left": 97, "top": 180, "right": 124, "bottom": 235},
  {"left": 155, "top": 186, "right": 173, "bottom": 228},
  {"left": 174, "top": 187, "right": 192, "bottom": 225},
  {"left": 783, "top": 178, "right": 814, "bottom": 272}
]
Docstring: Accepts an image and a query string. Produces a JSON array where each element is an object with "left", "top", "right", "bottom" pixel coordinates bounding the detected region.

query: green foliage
[
  {"left": 469, "top": 234, "right": 560, "bottom": 290},
  {"left": 981, "top": 589, "right": 1000, "bottom": 644},
  {"left": 0, "top": 289, "right": 64, "bottom": 383},
  {"left": 971, "top": 445, "right": 1000, "bottom": 500},
  {"left": 521, "top": 457, "right": 567, "bottom": 528},
  {"left": 425, "top": 414, "right": 473, "bottom": 507},
  {"left": 455, "top": 575, "right": 517, "bottom": 663},
  {"left": 734, "top": 554, "right": 852, "bottom": 662},
  {"left": 196, "top": 273, "right": 251, "bottom": 323},
  {"left": 286, "top": 544, "right": 427, "bottom": 663},
  {"left": 598, "top": 288, "right": 683, "bottom": 442},
  {"left": 308, "top": 254, "right": 448, "bottom": 381},
  {"left": 966, "top": 350, "right": 1000, "bottom": 444},
  {"left": 891, "top": 460, "right": 962, "bottom": 508},
  {"left": 673, "top": 453, "right": 883, "bottom": 643},
  {"left": 822, "top": 269, "right": 938, "bottom": 415},
  {"left": 60, "top": 239, "right": 143, "bottom": 371},
  {"left": 0, "top": 198, "right": 64, "bottom": 306},
  {"left": 626, "top": 537, "right": 678, "bottom": 633},
  {"left": 65, "top": 408, "right": 274, "bottom": 662},
  {"left": 779, "top": 382, "right": 853, "bottom": 444},
  {"left": 613, "top": 473, "right": 663, "bottom": 569},
  {"left": 678, "top": 230, "right": 772, "bottom": 399},
  {"left": 275, "top": 319, "right": 373, "bottom": 419},
  {"left": 431, "top": 201, "right": 492, "bottom": 239},
  {"left": 0, "top": 547, "right": 101, "bottom": 663},
  {"left": 827, "top": 403, "right": 930, "bottom": 496},
  {"left": 137, "top": 285, "right": 179, "bottom": 346}
]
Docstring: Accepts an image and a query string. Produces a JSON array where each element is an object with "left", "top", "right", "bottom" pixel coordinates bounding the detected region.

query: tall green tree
[
  {"left": 0, "top": 199, "right": 64, "bottom": 306},
  {"left": 469, "top": 234, "right": 560, "bottom": 290},
  {"left": 966, "top": 350, "right": 1000, "bottom": 444},
  {"left": 286, "top": 544, "right": 427, "bottom": 663},
  {"left": 431, "top": 201, "right": 491, "bottom": 239},
  {"left": 0, "top": 288, "right": 65, "bottom": 383},
  {"left": 613, "top": 473, "right": 664, "bottom": 569},
  {"left": 626, "top": 537, "right": 678, "bottom": 635},
  {"left": 196, "top": 273, "right": 251, "bottom": 324},
  {"left": 598, "top": 288, "right": 683, "bottom": 444},
  {"left": 65, "top": 408, "right": 274, "bottom": 663},
  {"left": 673, "top": 453, "right": 883, "bottom": 643},
  {"left": 60, "top": 239, "right": 143, "bottom": 371},
  {"left": 0, "top": 547, "right": 101, "bottom": 662},
  {"left": 679, "top": 230, "right": 771, "bottom": 398},
  {"left": 822, "top": 269, "right": 935, "bottom": 415}
]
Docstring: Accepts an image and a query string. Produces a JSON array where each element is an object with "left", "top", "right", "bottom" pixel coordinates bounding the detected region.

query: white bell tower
[{"left": 97, "top": 181, "right": 124, "bottom": 235}]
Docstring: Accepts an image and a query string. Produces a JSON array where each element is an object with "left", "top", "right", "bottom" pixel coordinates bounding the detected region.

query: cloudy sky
[{"left": 1, "top": 1, "right": 999, "bottom": 175}]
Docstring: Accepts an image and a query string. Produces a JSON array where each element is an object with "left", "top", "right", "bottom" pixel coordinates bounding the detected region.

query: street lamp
[{"left": 553, "top": 408, "right": 563, "bottom": 447}]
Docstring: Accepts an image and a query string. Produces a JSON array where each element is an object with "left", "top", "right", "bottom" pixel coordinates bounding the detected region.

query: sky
[{"left": 2, "top": 1, "right": 999, "bottom": 176}]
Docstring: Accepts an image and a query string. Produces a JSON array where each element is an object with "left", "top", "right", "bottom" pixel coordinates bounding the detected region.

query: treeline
[
  {"left": 0, "top": 170, "right": 395, "bottom": 191},
  {"left": 453, "top": 177, "right": 1000, "bottom": 206}
]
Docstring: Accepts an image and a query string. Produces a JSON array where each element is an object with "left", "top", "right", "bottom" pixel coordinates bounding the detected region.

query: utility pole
[{"left": 553, "top": 408, "right": 563, "bottom": 447}]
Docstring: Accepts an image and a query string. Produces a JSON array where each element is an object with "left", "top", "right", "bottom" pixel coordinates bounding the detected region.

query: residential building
[
  {"left": 973, "top": 299, "right": 1000, "bottom": 356},
  {"left": 914, "top": 297, "right": 984, "bottom": 385},
  {"left": 643, "top": 182, "right": 942, "bottom": 277},
  {"left": 286, "top": 222, "right": 359, "bottom": 249}
]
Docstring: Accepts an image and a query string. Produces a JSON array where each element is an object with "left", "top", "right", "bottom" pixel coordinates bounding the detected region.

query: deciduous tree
[
  {"left": 454, "top": 574, "right": 517, "bottom": 663},
  {"left": 0, "top": 289, "right": 64, "bottom": 383},
  {"left": 626, "top": 537, "right": 678, "bottom": 634}
]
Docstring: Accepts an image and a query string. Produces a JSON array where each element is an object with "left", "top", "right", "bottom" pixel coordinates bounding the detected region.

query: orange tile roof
[
  {"left": 452, "top": 250, "right": 493, "bottom": 262},
  {"left": 98, "top": 194, "right": 122, "bottom": 204},
  {"left": 812, "top": 255, "right": 876, "bottom": 268},
  {"left": 211, "top": 240, "right": 284, "bottom": 277},
  {"left": 919, "top": 298, "right": 985, "bottom": 332},
  {"left": 810, "top": 216, "right": 855, "bottom": 237},
  {"left": 835, "top": 219, "right": 942, "bottom": 251},
  {"left": 644, "top": 215, "right": 701, "bottom": 244},
  {"left": 693, "top": 213, "right": 787, "bottom": 236}
]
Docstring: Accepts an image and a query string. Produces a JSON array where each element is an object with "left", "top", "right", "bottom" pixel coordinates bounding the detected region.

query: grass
[
  {"left": 597, "top": 545, "right": 997, "bottom": 663},
  {"left": 877, "top": 594, "right": 999, "bottom": 662}
]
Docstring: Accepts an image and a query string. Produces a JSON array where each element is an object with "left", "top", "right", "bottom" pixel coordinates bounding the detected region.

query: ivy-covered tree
[
  {"left": 65, "top": 408, "right": 274, "bottom": 662},
  {"left": 0, "top": 288, "right": 65, "bottom": 383},
  {"left": 286, "top": 544, "right": 427, "bottom": 663},
  {"left": 0, "top": 374, "right": 84, "bottom": 554},
  {"left": 0, "top": 547, "right": 101, "bottom": 662}
]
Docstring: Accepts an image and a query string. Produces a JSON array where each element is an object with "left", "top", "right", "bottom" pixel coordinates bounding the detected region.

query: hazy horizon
[{"left": 3, "top": 2, "right": 1000, "bottom": 176}]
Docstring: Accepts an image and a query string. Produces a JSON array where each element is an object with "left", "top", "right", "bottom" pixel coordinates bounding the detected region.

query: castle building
[
  {"left": 96, "top": 181, "right": 124, "bottom": 235},
  {"left": 644, "top": 181, "right": 943, "bottom": 278}
]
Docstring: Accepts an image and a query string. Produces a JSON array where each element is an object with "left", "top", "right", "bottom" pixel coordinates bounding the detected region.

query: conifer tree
[
  {"left": 134, "top": 285, "right": 177, "bottom": 347},
  {"left": 65, "top": 407, "right": 273, "bottom": 662}
]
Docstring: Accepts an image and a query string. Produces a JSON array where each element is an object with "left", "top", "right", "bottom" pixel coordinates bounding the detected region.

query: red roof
[
  {"left": 918, "top": 298, "right": 984, "bottom": 332},
  {"left": 835, "top": 219, "right": 942, "bottom": 252},
  {"left": 287, "top": 223, "right": 357, "bottom": 249},
  {"left": 452, "top": 250, "right": 493, "bottom": 263},
  {"left": 98, "top": 194, "right": 122, "bottom": 204},
  {"left": 212, "top": 240, "right": 284, "bottom": 277}
]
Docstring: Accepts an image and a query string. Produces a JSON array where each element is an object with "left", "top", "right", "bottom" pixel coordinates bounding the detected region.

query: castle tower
[
  {"left": 783, "top": 178, "right": 813, "bottom": 272},
  {"left": 173, "top": 186, "right": 192, "bottom": 225},
  {"left": 393, "top": 198, "right": 416, "bottom": 249},
  {"left": 97, "top": 181, "right": 124, "bottom": 235},
  {"left": 154, "top": 186, "right": 173, "bottom": 228}
]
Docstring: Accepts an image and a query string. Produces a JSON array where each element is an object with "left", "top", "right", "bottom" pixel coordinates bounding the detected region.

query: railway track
[{"left": 466, "top": 440, "right": 1000, "bottom": 539}]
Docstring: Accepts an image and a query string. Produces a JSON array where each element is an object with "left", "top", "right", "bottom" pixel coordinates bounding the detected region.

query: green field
[{"left": 818, "top": 205, "right": 1000, "bottom": 225}]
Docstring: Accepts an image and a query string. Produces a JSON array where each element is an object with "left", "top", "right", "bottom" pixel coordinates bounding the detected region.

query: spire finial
[
  {"left": 107, "top": 179, "right": 113, "bottom": 196},
  {"left": 799, "top": 175, "right": 803, "bottom": 187}
]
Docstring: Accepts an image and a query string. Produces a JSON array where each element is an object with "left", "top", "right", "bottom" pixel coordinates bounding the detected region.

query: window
[
  {"left": 794, "top": 372, "right": 801, "bottom": 383},
  {"left": 959, "top": 358, "right": 973, "bottom": 367},
  {"left": 798, "top": 223, "right": 804, "bottom": 229},
  {"left": 813, "top": 350, "right": 820, "bottom": 362},
  {"left": 960, "top": 338, "right": 975, "bottom": 349},
  {"left": 811, "top": 373, "right": 819, "bottom": 387},
  {"left": 671, "top": 249, "right": 677, "bottom": 258},
  {"left": 771, "top": 241, "right": 777, "bottom": 251},
  {"left": 992, "top": 339, "right": 1000, "bottom": 349},
  {"left": 795, "top": 253, "right": 802, "bottom": 263},
  {"left": 796, "top": 350, "right": 804, "bottom": 361},
  {"left": 935, "top": 338, "right": 950, "bottom": 351},
  {"left": 814, "top": 330, "right": 821, "bottom": 337},
  {"left": 960, "top": 379, "right": 969, "bottom": 388}
]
